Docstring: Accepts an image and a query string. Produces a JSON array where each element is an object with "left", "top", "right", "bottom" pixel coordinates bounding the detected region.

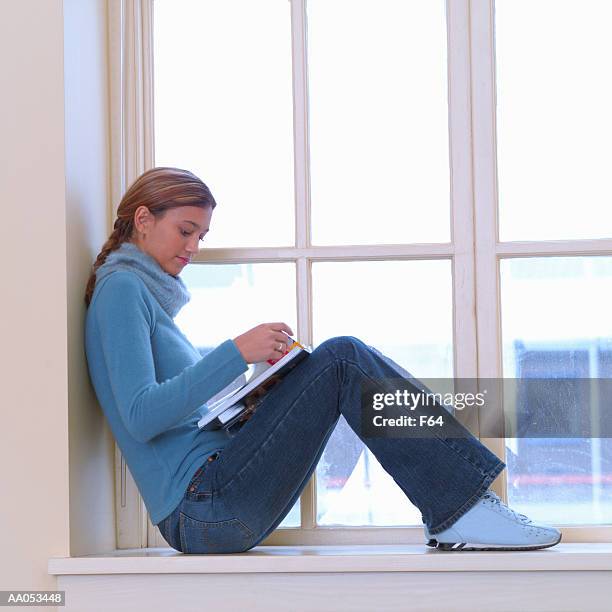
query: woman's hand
[{"left": 233, "top": 322, "right": 294, "bottom": 364}]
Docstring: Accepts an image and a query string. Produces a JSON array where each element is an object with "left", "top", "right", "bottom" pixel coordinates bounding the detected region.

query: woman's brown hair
[{"left": 84, "top": 167, "right": 217, "bottom": 307}]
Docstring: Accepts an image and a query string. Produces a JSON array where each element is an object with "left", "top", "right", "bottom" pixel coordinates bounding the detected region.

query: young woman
[{"left": 84, "top": 167, "right": 561, "bottom": 554}]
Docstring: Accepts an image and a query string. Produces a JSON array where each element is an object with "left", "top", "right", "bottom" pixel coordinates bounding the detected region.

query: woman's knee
[{"left": 318, "top": 335, "right": 368, "bottom": 359}]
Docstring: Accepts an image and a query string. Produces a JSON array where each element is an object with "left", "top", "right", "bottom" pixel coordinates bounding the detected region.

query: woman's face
[{"left": 131, "top": 205, "right": 213, "bottom": 276}]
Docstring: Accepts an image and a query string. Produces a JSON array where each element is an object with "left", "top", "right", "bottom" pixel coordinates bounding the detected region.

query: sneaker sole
[{"left": 426, "top": 533, "right": 562, "bottom": 551}]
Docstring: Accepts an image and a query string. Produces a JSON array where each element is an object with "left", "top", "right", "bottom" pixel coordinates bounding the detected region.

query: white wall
[
  {"left": 0, "top": 0, "right": 113, "bottom": 600},
  {"left": 64, "top": 0, "right": 115, "bottom": 558}
]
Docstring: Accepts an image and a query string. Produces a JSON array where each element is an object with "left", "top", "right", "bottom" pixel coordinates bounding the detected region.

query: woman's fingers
[
  {"left": 274, "top": 336, "right": 287, "bottom": 349},
  {"left": 269, "top": 322, "right": 293, "bottom": 337},
  {"left": 268, "top": 323, "right": 293, "bottom": 353},
  {"left": 233, "top": 322, "right": 294, "bottom": 363}
]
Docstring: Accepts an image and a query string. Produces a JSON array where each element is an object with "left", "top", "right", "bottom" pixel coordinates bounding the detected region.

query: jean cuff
[{"left": 426, "top": 459, "right": 506, "bottom": 535}]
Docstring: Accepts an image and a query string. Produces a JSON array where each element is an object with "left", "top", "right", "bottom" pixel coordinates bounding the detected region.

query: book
[{"left": 197, "top": 338, "right": 312, "bottom": 431}]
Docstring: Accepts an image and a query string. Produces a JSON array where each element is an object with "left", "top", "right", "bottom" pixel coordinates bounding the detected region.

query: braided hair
[{"left": 84, "top": 167, "right": 217, "bottom": 307}]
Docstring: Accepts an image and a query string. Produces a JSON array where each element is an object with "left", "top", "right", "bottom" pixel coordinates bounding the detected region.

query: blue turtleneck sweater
[{"left": 85, "top": 270, "right": 249, "bottom": 524}]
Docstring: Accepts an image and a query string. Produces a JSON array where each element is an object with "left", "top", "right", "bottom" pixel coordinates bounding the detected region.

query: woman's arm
[
  {"left": 92, "top": 273, "right": 248, "bottom": 443},
  {"left": 196, "top": 346, "right": 214, "bottom": 358}
]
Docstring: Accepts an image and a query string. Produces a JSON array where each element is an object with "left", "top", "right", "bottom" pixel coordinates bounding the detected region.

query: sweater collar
[{"left": 95, "top": 242, "right": 191, "bottom": 318}]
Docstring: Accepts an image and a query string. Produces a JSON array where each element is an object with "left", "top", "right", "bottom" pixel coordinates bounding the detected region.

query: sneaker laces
[{"left": 482, "top": 491, "right": 532, "bottom": 524}]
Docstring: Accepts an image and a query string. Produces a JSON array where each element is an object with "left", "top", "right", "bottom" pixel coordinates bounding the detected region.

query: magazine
[{"left": 197, "top": 339, "right": 312, "bottom": 431}]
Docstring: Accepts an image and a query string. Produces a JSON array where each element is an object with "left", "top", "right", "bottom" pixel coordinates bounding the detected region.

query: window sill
[{"left": 49, "top": 543, "right": 612, "bottom": 575}]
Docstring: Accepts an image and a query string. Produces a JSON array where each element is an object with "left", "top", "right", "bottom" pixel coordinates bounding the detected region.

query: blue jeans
[{"left": 158, "top": 336, "right": 505, "bottom": 554}]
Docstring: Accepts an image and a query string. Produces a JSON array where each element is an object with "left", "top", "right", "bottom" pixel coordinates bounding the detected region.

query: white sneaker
[{"left": 424, "top": 491, "right": 562, "bottom": 551}]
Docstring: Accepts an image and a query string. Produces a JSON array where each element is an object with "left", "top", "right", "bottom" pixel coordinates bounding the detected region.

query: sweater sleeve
[
  {"left": 196, "top": 346, "right": 215, "bottom": 358},
  {"left": 93, "top": 274, "right": 249, "bottom": 443}
]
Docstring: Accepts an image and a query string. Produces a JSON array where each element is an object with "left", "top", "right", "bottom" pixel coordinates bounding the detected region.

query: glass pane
[
  {"left": 307, "top": 0, "right": 450, "bottom": 245},
  {"left": 495, "top": 0, "right": 612, "bottom": 241},
  {"left": 175, "top": 262, "right": 300, "bottom": 527},
  {"left": 501, "top": 257, "right": 612, "bottom": 525},
  {"left": 312, "top": 260, "right": 453, "bottom": 525},
  {"left": 153, "top": 0, "right": 294, "bottom": 248}
]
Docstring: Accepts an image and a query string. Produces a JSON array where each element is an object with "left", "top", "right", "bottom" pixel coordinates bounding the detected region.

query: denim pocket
[
  {"left": 179, "top": 512, "right": 254, "bottom": 554},
  {"left": 186, "top": 463, "right": 208, "bottom": 492},
  {"left": 184, "top": 452, "right": 221, "bottom": 499}
]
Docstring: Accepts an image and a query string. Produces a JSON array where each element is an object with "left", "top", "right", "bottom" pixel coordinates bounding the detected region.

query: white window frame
[{"left": 109, "top": 0, "right": 612, "bottom": 548}]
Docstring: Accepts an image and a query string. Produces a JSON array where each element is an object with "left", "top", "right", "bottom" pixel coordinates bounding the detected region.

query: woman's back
[{"left": 85, "top": 268, "right": 248, "bottom": 525}]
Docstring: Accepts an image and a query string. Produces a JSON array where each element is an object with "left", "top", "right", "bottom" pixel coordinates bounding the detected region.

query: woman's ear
[{"left": 133, "top": 205, "right": 153, "bottom": 237}]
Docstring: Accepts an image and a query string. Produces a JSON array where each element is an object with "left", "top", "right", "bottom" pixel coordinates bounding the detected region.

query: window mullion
[
  {"left": 290, "top": 0, "right": 317, "bottom": 531},
  {"left": 470, "top": 0, "right": 507, "bottom": 498},
  {"left": 448, "top": 0, "right": 478, "bottom": 380},
  {"left": 296, "top": 257, "right": 315, "bottom": 528},
  {"left": 291, "top": 0, "right": 311, "bottom": 251}
]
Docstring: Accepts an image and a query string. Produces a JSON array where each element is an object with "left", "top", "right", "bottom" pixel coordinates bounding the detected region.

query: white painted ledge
[
  {"left": 49, "top": 545, "right": 612, "bottom": 611},
  {"left": 49, "top": 543, "right": 612, "bottom": 575}
]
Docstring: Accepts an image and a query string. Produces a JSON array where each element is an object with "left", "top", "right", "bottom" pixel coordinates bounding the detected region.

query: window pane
[
  {"left": 175, "top": 262, "right": 300, "bottom": 527},
  {"left": 495, "top": 0, "right": 612, "bottom": 241},
  {"left": 312, "top": 260, "right": 453, "bottom": 525},
  {"left": 501, "top": 257, "right": 612, "bottom": 525},
  {"left": 307, "top": 0, "right": 450, "bottom": 245},
  {"left": 153, "top": 0, "right": 295, "bottom": 248}
]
